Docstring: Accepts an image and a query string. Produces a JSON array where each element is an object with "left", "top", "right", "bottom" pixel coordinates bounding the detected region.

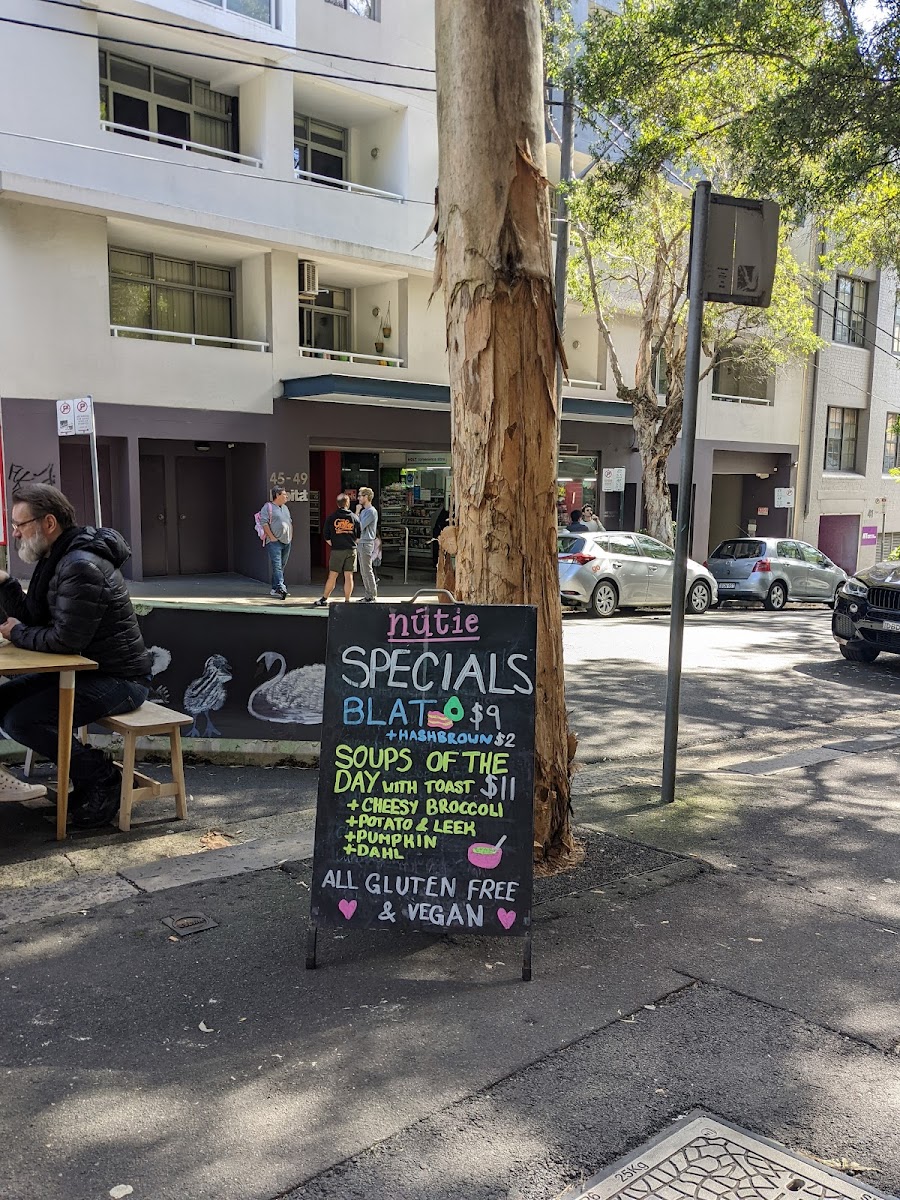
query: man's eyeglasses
[{"left": 10, "top": 517, "right": 41, "bottom": 534}]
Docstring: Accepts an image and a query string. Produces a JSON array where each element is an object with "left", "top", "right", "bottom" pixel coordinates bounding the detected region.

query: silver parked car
[
  {"left": 558, "top": 530, "right": 718, "bottom": 617},
  {"left": 706, "top": 537, "right": 847, "bottom": 610}
]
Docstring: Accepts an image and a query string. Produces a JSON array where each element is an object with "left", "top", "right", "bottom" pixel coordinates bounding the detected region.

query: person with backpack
[{"left": 257, "top": 487, "right": 293, "bottom": 599}]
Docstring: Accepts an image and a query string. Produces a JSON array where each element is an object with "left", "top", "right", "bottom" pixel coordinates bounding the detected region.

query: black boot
[{"left": 70, "top": 774, "right": 121, "bottom": 829}]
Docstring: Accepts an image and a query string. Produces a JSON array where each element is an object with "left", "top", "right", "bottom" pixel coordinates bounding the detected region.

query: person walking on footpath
[
  {"left": 262, "top": 486, "right": 293, "bottom": 599},
  {"left": 314, "top": 493, "right": 360, "bottom": 606},
  {"left": 0, "top": 483, "right": 152, "bottom": 828},
  {"left": 357, "top": 486, "right": 378, "bottom": 603}
]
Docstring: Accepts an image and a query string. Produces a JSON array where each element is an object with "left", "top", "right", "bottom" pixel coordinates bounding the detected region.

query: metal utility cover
[
  {"left": 161, "top": 912, "right": 219, "bottom": 937},
  {"left": 560, "top": 1113, "right": 892, "bottom": 1199}
]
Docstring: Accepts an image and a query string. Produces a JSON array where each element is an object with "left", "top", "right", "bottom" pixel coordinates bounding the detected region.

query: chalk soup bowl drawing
[{"left": 467, "top": 837, "right": 505, "bottom": 870}]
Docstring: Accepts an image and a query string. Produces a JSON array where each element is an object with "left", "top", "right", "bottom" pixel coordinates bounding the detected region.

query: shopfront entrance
[{"left": 308, "top": 449, "right": 452, "bottom": 581}]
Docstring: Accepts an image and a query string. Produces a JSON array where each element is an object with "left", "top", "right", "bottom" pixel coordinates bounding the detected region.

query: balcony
[
  {"left": 111, "top": 325, "right": 269, "bottom": 351},
  {"left": 101, "top": 122, "right": 262, "bottom": 169},
  {"left": 299, "top": 347, "right": 403, "bottom": 367},
  {"left": 711, "top": 391, "right": 772, "bottom": 407},
  {"left": 198, "top": 0, "right": 279, "bottom": 25},
  {"left": 324, "top": 0, "right": 378, "bottom": 17},
  {"left": 293, "top": 167, "right": 404, "bottom": 203}
]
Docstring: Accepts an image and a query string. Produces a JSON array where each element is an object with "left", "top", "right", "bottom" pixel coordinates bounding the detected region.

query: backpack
[{"left": 254, "top": 502, "right": 274, "bottom": 544}]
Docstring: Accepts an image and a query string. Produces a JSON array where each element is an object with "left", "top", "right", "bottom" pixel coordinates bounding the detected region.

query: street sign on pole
[
  {"left": 74, "top": 396, "right": 94, "bottom": 435},
  {"left": 661, "top": 184, "right": 781, "bottom": 807},
  {"left": 59, "top": 397, "right": 102, "bottom": 526},
  {"left": 774, "top": 487, "right": 795, "bottom": 509},
  {"left": 56, "top": 400, "right": 75, "bottom": 437},
  {"left": 703, "top": 194, "right": 780, "bottom": 308},
  {"left": 601, "top": 467, "right": 626, "bottom": 492}
]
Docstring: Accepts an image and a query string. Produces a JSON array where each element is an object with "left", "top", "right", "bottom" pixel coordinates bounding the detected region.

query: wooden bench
[{"left": 98, "top": 701, "right": 192, "bottom": 832}]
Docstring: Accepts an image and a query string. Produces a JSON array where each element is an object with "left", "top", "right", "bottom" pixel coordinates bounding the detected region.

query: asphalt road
[{"left": 0, "top": 602, "right": 898, "bottom": 1200}]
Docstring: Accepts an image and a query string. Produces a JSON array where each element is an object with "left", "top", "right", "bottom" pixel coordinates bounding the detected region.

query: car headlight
[{"left": 842, "top": 576, "right": 868, "bottom": 598}]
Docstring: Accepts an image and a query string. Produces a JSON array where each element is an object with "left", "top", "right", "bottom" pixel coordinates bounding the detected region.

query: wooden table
[{"left": 0, "top": 644, "right": 97, "bottom": 840}]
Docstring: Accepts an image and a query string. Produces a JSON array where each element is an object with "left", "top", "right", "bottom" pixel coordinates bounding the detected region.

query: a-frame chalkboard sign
[{"left": 307, "top": 593, "right": 537, "bottom": 980}]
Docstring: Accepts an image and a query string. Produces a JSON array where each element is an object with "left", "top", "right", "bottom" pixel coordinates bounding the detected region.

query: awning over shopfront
[{"left": 281, "top": 374, "right": 634, "bottom": 423}]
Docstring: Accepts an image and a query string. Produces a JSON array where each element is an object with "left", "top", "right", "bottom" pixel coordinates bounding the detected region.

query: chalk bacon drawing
[
  {"left": 248, "top": 652, "right": 325, "bottom": 725},
  {"left": 183, "top": 654, "right": 232, "bottom": 737},
  {"left": 148, "top": 645, "right": 172, "bottom": 705}
]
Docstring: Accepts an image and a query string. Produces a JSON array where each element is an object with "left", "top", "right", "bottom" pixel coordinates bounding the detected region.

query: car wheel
[
  {"left": 839, "top": 642, "right": 880, "bottom": 663},
  {"left": 589, "top": 579, "right": 619, "bottom": 618},
  {"left": 764, "top": 581, "right": 788, "bottom": 611},
  {"left": 827, "top": 587, "right": 839, "bottom": 609},
  {"left": 686, "top": 580, "right": 711, "bottom": 615}
]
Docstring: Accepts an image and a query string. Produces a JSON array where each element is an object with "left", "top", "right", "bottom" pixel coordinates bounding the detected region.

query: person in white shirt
[{"left": 356, "top": 487, "right": 379, "bottom": 602}]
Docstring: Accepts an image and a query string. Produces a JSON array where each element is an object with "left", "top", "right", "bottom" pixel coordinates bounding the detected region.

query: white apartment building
[
  {"left": 0, "top": 0, "right": 806, "bottom": 584},
  {"left": 793, "top": 263, "right": 900, "bottom": 573}
]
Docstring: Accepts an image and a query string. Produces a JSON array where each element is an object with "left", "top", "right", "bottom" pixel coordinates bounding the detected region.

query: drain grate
[
  {"left": 161, "top": 912, "right": 219, "bottom": 937},
  {"left": 560, "top": 1113, "right": 890, "bottom": 1200}
]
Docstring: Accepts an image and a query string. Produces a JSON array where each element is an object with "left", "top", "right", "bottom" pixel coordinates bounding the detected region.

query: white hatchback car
[{"left": 558, "top": 530, "right": 718, "bottom": 617}]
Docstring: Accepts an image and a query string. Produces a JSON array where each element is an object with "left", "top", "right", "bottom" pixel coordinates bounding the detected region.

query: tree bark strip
[{"left": 434, "top": 0, "right": 576, "bottom": 866}]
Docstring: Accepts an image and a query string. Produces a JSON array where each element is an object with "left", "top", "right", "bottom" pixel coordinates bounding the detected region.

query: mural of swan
[
  {"left": 248, "top": 653, "right": 325, "bottom": 725},
  {"left": 184, "top": 654, "right": 233, "bottom": 737}
]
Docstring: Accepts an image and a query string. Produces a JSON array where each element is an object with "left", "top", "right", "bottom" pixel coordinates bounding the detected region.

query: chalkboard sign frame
[{"left": 307, "top": 594, "right": 537, "bottom": 981}]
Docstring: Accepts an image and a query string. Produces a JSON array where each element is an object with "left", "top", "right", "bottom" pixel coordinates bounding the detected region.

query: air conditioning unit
[
  {"left": 559, "top": 442, "right": 579, "bottom": 455},
  {"left": 298, "top": 261, "right": 319, "bottom": 298}
]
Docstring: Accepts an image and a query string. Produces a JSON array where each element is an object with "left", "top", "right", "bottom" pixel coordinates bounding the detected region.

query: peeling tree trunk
[
  {"left": 634, "top": 411, "right": 675, "bottom": 545},
  {"left": 434, "top": 0, "right": 576, "bottom": 869}
]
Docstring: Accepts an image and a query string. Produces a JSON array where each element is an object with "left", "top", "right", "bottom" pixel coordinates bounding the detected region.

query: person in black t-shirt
[{"left": 313, "top": 493, "right": 360, "bottom": 606}]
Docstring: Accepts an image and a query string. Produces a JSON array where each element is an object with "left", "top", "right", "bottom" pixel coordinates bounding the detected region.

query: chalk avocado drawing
[
  {"left": 183, "top": 654, "right": 232, "bottom": 737},
  {"left": 248, "top": 652, "right": 325, "bottom": 725}
]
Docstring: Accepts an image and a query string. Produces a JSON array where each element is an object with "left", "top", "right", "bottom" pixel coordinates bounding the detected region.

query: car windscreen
[
  {"left": 711, "top": 540, "right": 765, "bottom": 560},
  {"left": 558, "top": 536, "right": 586, "bottom": 554}
]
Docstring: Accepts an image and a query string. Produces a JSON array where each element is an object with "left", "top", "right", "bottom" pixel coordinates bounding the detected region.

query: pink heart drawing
[
  {"left": 338, "top": 899, "right": 357, "bottom": 921},
  {"left": 497, "top": 908, "right": 516, "bottom": 931}
]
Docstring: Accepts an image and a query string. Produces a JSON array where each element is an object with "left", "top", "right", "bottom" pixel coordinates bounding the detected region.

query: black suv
[{"left": 832, "top": 560, "right": 900, "bottom": 662}]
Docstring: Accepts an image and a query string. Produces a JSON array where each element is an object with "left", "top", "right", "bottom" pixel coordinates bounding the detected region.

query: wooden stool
[{"left": 98, "top": 702, "right": 192, "bottom": 832}]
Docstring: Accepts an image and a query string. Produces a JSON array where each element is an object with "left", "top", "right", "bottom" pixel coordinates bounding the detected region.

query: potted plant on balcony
[
  {"left": 381, "top": 303, "right": 392, "bottom": 339},
  {"left": 375, "top": 320, "right": 387, "bottom": 364}
]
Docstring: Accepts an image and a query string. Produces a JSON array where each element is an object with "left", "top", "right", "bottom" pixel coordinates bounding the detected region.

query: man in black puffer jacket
[{"left": 0, "top": 484, "right": 152, "bottom": 828}]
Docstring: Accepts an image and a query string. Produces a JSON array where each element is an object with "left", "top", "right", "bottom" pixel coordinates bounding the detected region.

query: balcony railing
[
  {"left": 111, "top": 325, "right": 269, "bottom": 351},
  {"left": 293, "top": 168, "right": 404, "bottom": 203},
  {"left": 101, "top": 121, "right": 263, "bottom": 168},
  {"left": 299, "top": 347, "right": 404, "bottom": 367},
  {"left": 324, "top": 0, "right": 378, "bottom": 18},
  {"left": 198, "top": 0, "right": 277, "bottom": 25},
  {"left": 712, "top": 391, "right": 772, "bottom": 407},
  {"left": 566, "top": 377, "right": 606, "bottom": 391}
]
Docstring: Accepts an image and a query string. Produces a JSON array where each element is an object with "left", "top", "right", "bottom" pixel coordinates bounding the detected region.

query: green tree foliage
[{"left": 547, "top": 0, "right": 821, "bottom": 542}]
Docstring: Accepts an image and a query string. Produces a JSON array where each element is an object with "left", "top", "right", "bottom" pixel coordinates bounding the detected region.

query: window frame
[
  {"left": 109, "top": 247, "right": 235, "bottom": 343},
  {"left": 832, "top": 274, "right": 868, "bottom": 347},
  {"left": 99, "top": 51, "right": 236, "bottom": 154},
  {"left": 299, "top": 285, "right": 351, "bottom": 352},
  {"left": 824, "top": 405, "right": 859, "bottom": 472},
  {"left": 293, "top": 113, "right": 348, "bottom": 182},
  {"left": 884, "top": 412, "right": 900, "bottom": 474}
]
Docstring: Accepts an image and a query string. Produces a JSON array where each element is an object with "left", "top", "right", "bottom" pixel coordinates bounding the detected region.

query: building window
[
  {"left": 299, "top": 287, "right": 350, "bottom": 352},
  {"left": 832, "top": 275, "right": 868, "bottom": 347},
  {"left": 824, "top": 406, "right": 858, "bottom": 472},
  {"left": 884, "top": 413, "right": 900, "bottom": 473},
  {"left": 711, "top": 348, "right": 770, "bottom": 404},
  {"left": 109, "top": 249, "right": 234, "bottom": 343},
  {"left": 99, "top": 52, "right": 236, "bottom": 154},
  {"left": 894, "top": 292, "right": 900, "bottom": 354},
  {"left": 293, "top": 115, "right": 348, "bottom": 182},
  {"left": 324, "top": 0, "right": 378, "bottom": 17}
]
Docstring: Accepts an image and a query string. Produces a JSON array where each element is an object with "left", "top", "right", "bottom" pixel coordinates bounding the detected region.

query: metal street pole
[
  {"left": 661, "top": 181, "right": 711, "bottom": 805},
  {"left": 554, "top": 90, "right": 573, "bottom": 417},
  {"left": 87, "top": 396, "right": 102, "bottom": 527}
]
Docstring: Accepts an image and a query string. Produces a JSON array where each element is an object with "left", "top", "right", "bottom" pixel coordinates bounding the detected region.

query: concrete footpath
[{"left": 0, "top": 729, "right": 898, "bottom": 1200}]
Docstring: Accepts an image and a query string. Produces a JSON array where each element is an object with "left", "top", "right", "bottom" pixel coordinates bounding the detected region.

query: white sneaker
[{"left": 0, "top": 768, "right": 47, "bottom": 803}]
